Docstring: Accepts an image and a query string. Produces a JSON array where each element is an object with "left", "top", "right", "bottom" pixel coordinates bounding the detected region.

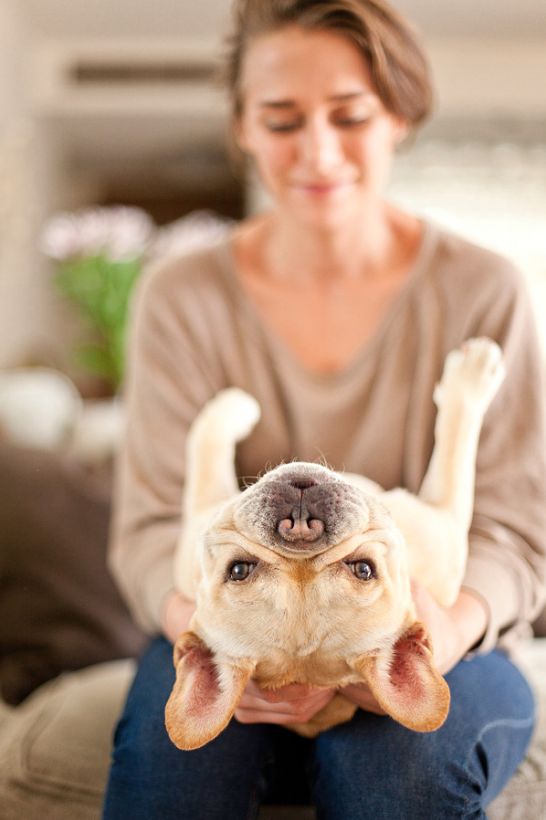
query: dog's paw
[
  {"left": 434, "top": 338, "right": 506, "bottom": 410},
  {"left": 198, "top": 388, "right": 261, "bottom": 441}
]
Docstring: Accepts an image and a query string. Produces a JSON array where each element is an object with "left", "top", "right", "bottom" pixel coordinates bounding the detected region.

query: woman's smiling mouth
[{"left": 293, "top": 180, "right": 355, "bottom": 196}]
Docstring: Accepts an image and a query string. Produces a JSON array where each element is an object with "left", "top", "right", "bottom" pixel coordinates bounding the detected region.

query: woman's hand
[
  {"left": 411, "top": 580, "right": 489, "bottom": 675},
  {"left": 337, "top": 682, "right": 386, "bottom": 715},
  {"left": 161, "top": 590, "right": 196, "bottom": 644},
  {"left": 235, "top": 679, "right": 336, "bottom": 726}
]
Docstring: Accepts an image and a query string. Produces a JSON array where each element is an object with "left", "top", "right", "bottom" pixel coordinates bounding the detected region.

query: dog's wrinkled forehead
[{"left": 233, "top": 462, "right": 390, "bottom": 555}]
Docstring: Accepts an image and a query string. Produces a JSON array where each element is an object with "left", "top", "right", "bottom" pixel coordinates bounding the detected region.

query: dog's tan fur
[{"left": 165, "top": 339, "right": 505, "bottom": 750}]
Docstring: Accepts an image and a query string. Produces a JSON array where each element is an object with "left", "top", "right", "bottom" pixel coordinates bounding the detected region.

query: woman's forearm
[
  {"left": 412, "top": 581, "right": 489, "bottom": 674},
  {"left": 161, "top": 590, "right": 196, "bottom": 644}
]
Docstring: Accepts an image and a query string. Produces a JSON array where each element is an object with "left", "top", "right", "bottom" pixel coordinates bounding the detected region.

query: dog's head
[{"left": 166, "top": 463, "right": 449, "bottom": 749}]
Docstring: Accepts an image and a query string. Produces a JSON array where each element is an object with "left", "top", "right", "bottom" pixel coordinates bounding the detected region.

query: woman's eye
[
  {"left": 266, "top": 121, "right": 301, "bottom": 133},
  {"left": 346, "top": 560, "right": 376, "bottom": 581},
  {"left": 227, "top": 561, "right": 257, "bottom": 582},
  {"left": 335, "top": 117, "right": 370, "bottom": 128}
]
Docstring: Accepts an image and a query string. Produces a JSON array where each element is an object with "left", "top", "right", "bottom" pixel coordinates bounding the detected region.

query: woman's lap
[
  {"left": 102, "top": 637, "right": 535, "bottom": 820},
  {"left": 311, "top": 650, "right": 535, "bottom": 819},
  {"left": 102, "top": 637, "right": 311, "bottom": 819}
]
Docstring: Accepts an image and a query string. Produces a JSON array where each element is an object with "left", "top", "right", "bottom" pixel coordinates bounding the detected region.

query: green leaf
[{"left": 55, "top": 253, "right": 142, "bottom": 389}]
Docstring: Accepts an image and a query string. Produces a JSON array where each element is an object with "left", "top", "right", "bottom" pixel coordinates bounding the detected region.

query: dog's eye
[
  {"left": 346, "top": 560, "right": 375, "bottom": 581},
  {"left": 227, "top": 561, "right": 257, "bottom": 582}
]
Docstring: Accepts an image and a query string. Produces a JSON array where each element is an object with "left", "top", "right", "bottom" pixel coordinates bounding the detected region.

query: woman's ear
[
  {"left": 233, "top": 114, "right": 251, "bottom": 155},
  {"left": 165, "top": 631, "right": 255, "bottom": 750},
  {"left": 394, "top": 121, "right": 409, "bottom": 147},
  {"left": 352, "top": 621, "right": 450, "bottom": 732}
]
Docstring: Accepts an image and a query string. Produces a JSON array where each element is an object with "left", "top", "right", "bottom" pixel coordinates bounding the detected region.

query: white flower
[
  {"left": 99, "top": 207, "right": 154, "bottom": 260},
  {"left": 152, "top": 210, "right": 233, "bottom": 260},
  {"left": 41, "top": 206, "right": 232, "bottom": 264},
  {"left": 40, "top": 206, "right": 155, "bottom": 261},
  {"left": 40, "top": 213, "right": 86, "bottom": 261}
]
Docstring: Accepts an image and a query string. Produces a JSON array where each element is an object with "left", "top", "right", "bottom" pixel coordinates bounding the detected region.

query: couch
[{"left": 1, "top": 440, "right": 546, "bottom": 820}]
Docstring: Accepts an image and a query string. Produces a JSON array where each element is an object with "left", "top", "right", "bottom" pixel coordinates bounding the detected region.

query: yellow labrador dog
[{"left": 165, "top": 338, "right": 505, "bottom": 750}]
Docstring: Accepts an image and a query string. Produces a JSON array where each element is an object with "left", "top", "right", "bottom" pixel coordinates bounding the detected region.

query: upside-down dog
[{"left": 165, "top": 338, "right": 505, "bottom": 750}]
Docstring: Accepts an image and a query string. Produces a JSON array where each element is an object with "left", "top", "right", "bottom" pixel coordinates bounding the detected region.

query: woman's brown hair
[{"left": 223, "top": 0, "right": 433, "bottom": 129}]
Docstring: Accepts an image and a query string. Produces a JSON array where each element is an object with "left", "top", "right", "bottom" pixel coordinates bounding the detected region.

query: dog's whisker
[
  {"left": 311, "top": 448, "right": 336, "bottom": 472},
  {"left": 312, "top": 448, "right": 328, "bottom": 467},
  {"left": 240, "top": 475, "right": 261, "bottom": 489}
]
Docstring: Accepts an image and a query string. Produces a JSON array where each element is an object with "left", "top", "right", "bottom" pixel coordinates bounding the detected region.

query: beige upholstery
[
  {"left": 488, "top": 640, "right": 546, "bottom": 820},
  {"left": 0, "top": 660, "right": 134, "bottom": 820},
  {"left": 1, "top": 641, "right": 545, "bottom": 820}
]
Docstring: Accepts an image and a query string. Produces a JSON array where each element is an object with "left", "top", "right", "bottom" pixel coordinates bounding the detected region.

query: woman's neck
[{"left": 252, "top": 201, "right": 416, "bottom": 286}]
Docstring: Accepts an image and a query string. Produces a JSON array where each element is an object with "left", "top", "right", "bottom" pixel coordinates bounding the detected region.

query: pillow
[{"left": 0, "top": 442, "right": 147, "bottom": 705}]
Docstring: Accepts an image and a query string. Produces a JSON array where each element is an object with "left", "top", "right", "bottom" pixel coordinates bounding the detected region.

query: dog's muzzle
[{"left": 234, "top": 466, "right": 371, "bottom": 553}]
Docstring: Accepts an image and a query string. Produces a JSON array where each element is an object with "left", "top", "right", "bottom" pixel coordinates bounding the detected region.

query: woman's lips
[{"left": 293, "top": 181, "right": 354, "bottom": 195}]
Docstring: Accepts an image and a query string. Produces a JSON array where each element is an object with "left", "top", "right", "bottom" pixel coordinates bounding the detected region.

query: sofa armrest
[{"left": 0, "top": 659, "right": 135, "bottom": 820}]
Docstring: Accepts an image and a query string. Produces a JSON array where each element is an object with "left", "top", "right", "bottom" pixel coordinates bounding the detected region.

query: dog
[{"left": 165, "top": 338, "right": 505, "bottom": 750}]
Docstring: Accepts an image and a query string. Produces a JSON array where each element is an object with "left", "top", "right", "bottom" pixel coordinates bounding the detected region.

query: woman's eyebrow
[
  {"left": 328, "top": 90, "right": 375, "bottom": 102},
  {"left": 259, "top": 90, "right": 375, "bottom": 108},
  {"left": 259, "top": 99, "right": 297, "bottom": 109}
]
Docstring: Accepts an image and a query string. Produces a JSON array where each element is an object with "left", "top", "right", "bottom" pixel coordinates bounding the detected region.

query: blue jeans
[{"left": 103, "top": 637, "right": 535, "bottom": 819}]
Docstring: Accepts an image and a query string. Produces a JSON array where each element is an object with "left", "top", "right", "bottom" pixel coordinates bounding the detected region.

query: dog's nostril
[
  {"left": 289, "top": 479, "right": 317, "bottom": 491},
  {"left": 277, "top": 517, "right": 325, "bottom": 543}
]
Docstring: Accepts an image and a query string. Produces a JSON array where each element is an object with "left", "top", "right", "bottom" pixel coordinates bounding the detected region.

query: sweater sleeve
[
  {"left": 461, "top": 266, "right": 546, "bottom": 653},
  {"left": 108, "top": 258, "right": 224, "bottom": 634}
]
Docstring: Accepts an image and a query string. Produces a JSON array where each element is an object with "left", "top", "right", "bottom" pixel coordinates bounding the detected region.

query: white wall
[
  {"left": 18, "top": 0, "right": 546, "bottom": 40},
  {"left": 0, "top": 0, "right": 37, "bottom": 368},
  {"left": 0, "top": 1, "right": 73, "bottom": 370},
  {"left": 428, "top": 38, "right": 546, "bottom": 119}
]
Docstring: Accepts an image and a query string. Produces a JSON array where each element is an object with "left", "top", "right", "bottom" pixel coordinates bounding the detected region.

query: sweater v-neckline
[{"left": 218, "top": 219, "right": 437, "bottom": 386}]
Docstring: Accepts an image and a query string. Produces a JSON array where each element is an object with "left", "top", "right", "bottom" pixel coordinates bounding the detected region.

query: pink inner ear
[
  {"left": 357, "top": 621, "right": 450, "bottom": 733},
  {"left": 388, "top": 624, "right": 431, "bottom": 701},
  {"left": 165, "top": 631, "right": 254, "bottom": 751},
  {"left": 183, "top": 642, "right": 222, "bottom": 716}
]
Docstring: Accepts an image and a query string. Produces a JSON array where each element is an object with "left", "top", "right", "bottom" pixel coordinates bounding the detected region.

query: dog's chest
[{"left": 254, "top": 648, "right": 354, "bottom": 688}]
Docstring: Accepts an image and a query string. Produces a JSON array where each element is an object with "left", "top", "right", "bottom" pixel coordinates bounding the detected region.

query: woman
[{"left": 103, "top": 1, "right": 546, "bottom": 817}]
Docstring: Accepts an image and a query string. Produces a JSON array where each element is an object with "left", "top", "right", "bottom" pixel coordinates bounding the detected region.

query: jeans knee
[{"left": 311, "top": 726, "right": 484, "bottom": 819}]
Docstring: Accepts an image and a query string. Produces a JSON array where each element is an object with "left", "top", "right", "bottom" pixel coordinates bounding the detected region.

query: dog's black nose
[
  {"left": 277, "top": 514, "right": 325, "bottom": 542},
  {"left": 288, "top": 478, "right": 318, "bottom": 491},
  {"left": 276, "top": 481, "right": 325, "bottom": 544}
]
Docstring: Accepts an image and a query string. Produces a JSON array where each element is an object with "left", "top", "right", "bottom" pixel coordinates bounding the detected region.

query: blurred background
[{"left": 1, "top": 0, "right": 545, "bottom": 393}]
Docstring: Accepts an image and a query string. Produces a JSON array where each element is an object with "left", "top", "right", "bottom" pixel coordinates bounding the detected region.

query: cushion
[
  {"left": 0, "top": 442, "right": 146, "bottom": 705},
  {"left": 0, "top": 659, "right": 135, "bottom": 820},
  {"left": 488, "top": 639, "right": 546, "bottom": 819}
]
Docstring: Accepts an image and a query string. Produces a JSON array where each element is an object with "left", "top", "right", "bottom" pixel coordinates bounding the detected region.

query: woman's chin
[{"left": 283, "top": 188, "right": 368, "bottom": 229}]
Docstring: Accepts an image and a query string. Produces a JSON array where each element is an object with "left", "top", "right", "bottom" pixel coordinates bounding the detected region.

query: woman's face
[{"left": 236, "top": 25, "right": 407, "bottom": 228}]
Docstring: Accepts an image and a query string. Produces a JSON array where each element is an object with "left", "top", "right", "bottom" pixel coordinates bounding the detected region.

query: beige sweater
[{"left": 109, "top": 220, "right": 546, "bottom": 654}]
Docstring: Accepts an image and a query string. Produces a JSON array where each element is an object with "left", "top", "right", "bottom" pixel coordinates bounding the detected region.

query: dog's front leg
[
  {"left": 404, "top": 339, "right": 506, "bottom": 602},
  {"left": 174, "top": 389, "right": 261, "bottom": 598},
  {"left": 419, "top": 338, "right": 505, "bottom": 526}
]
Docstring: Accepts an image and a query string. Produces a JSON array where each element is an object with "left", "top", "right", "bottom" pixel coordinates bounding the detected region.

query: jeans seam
[
  {"left": 464, "top": 713, "right": 536, "bottom": 770},
  {"left": 461, "top": 713, "right": 536, "bottom": 815}
]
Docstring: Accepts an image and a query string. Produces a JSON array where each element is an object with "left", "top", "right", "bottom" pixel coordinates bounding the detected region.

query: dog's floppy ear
[
  {"left": 353, "top": 622, "right": 450, "bottom": 732},
  {"left": 165, "top": 631, "right": 255, "bottom": 750}
]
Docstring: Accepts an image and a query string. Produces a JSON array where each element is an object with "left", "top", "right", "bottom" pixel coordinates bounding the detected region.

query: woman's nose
[{"left": 299, "top": 120, "right": 342, "bottom": 173}]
